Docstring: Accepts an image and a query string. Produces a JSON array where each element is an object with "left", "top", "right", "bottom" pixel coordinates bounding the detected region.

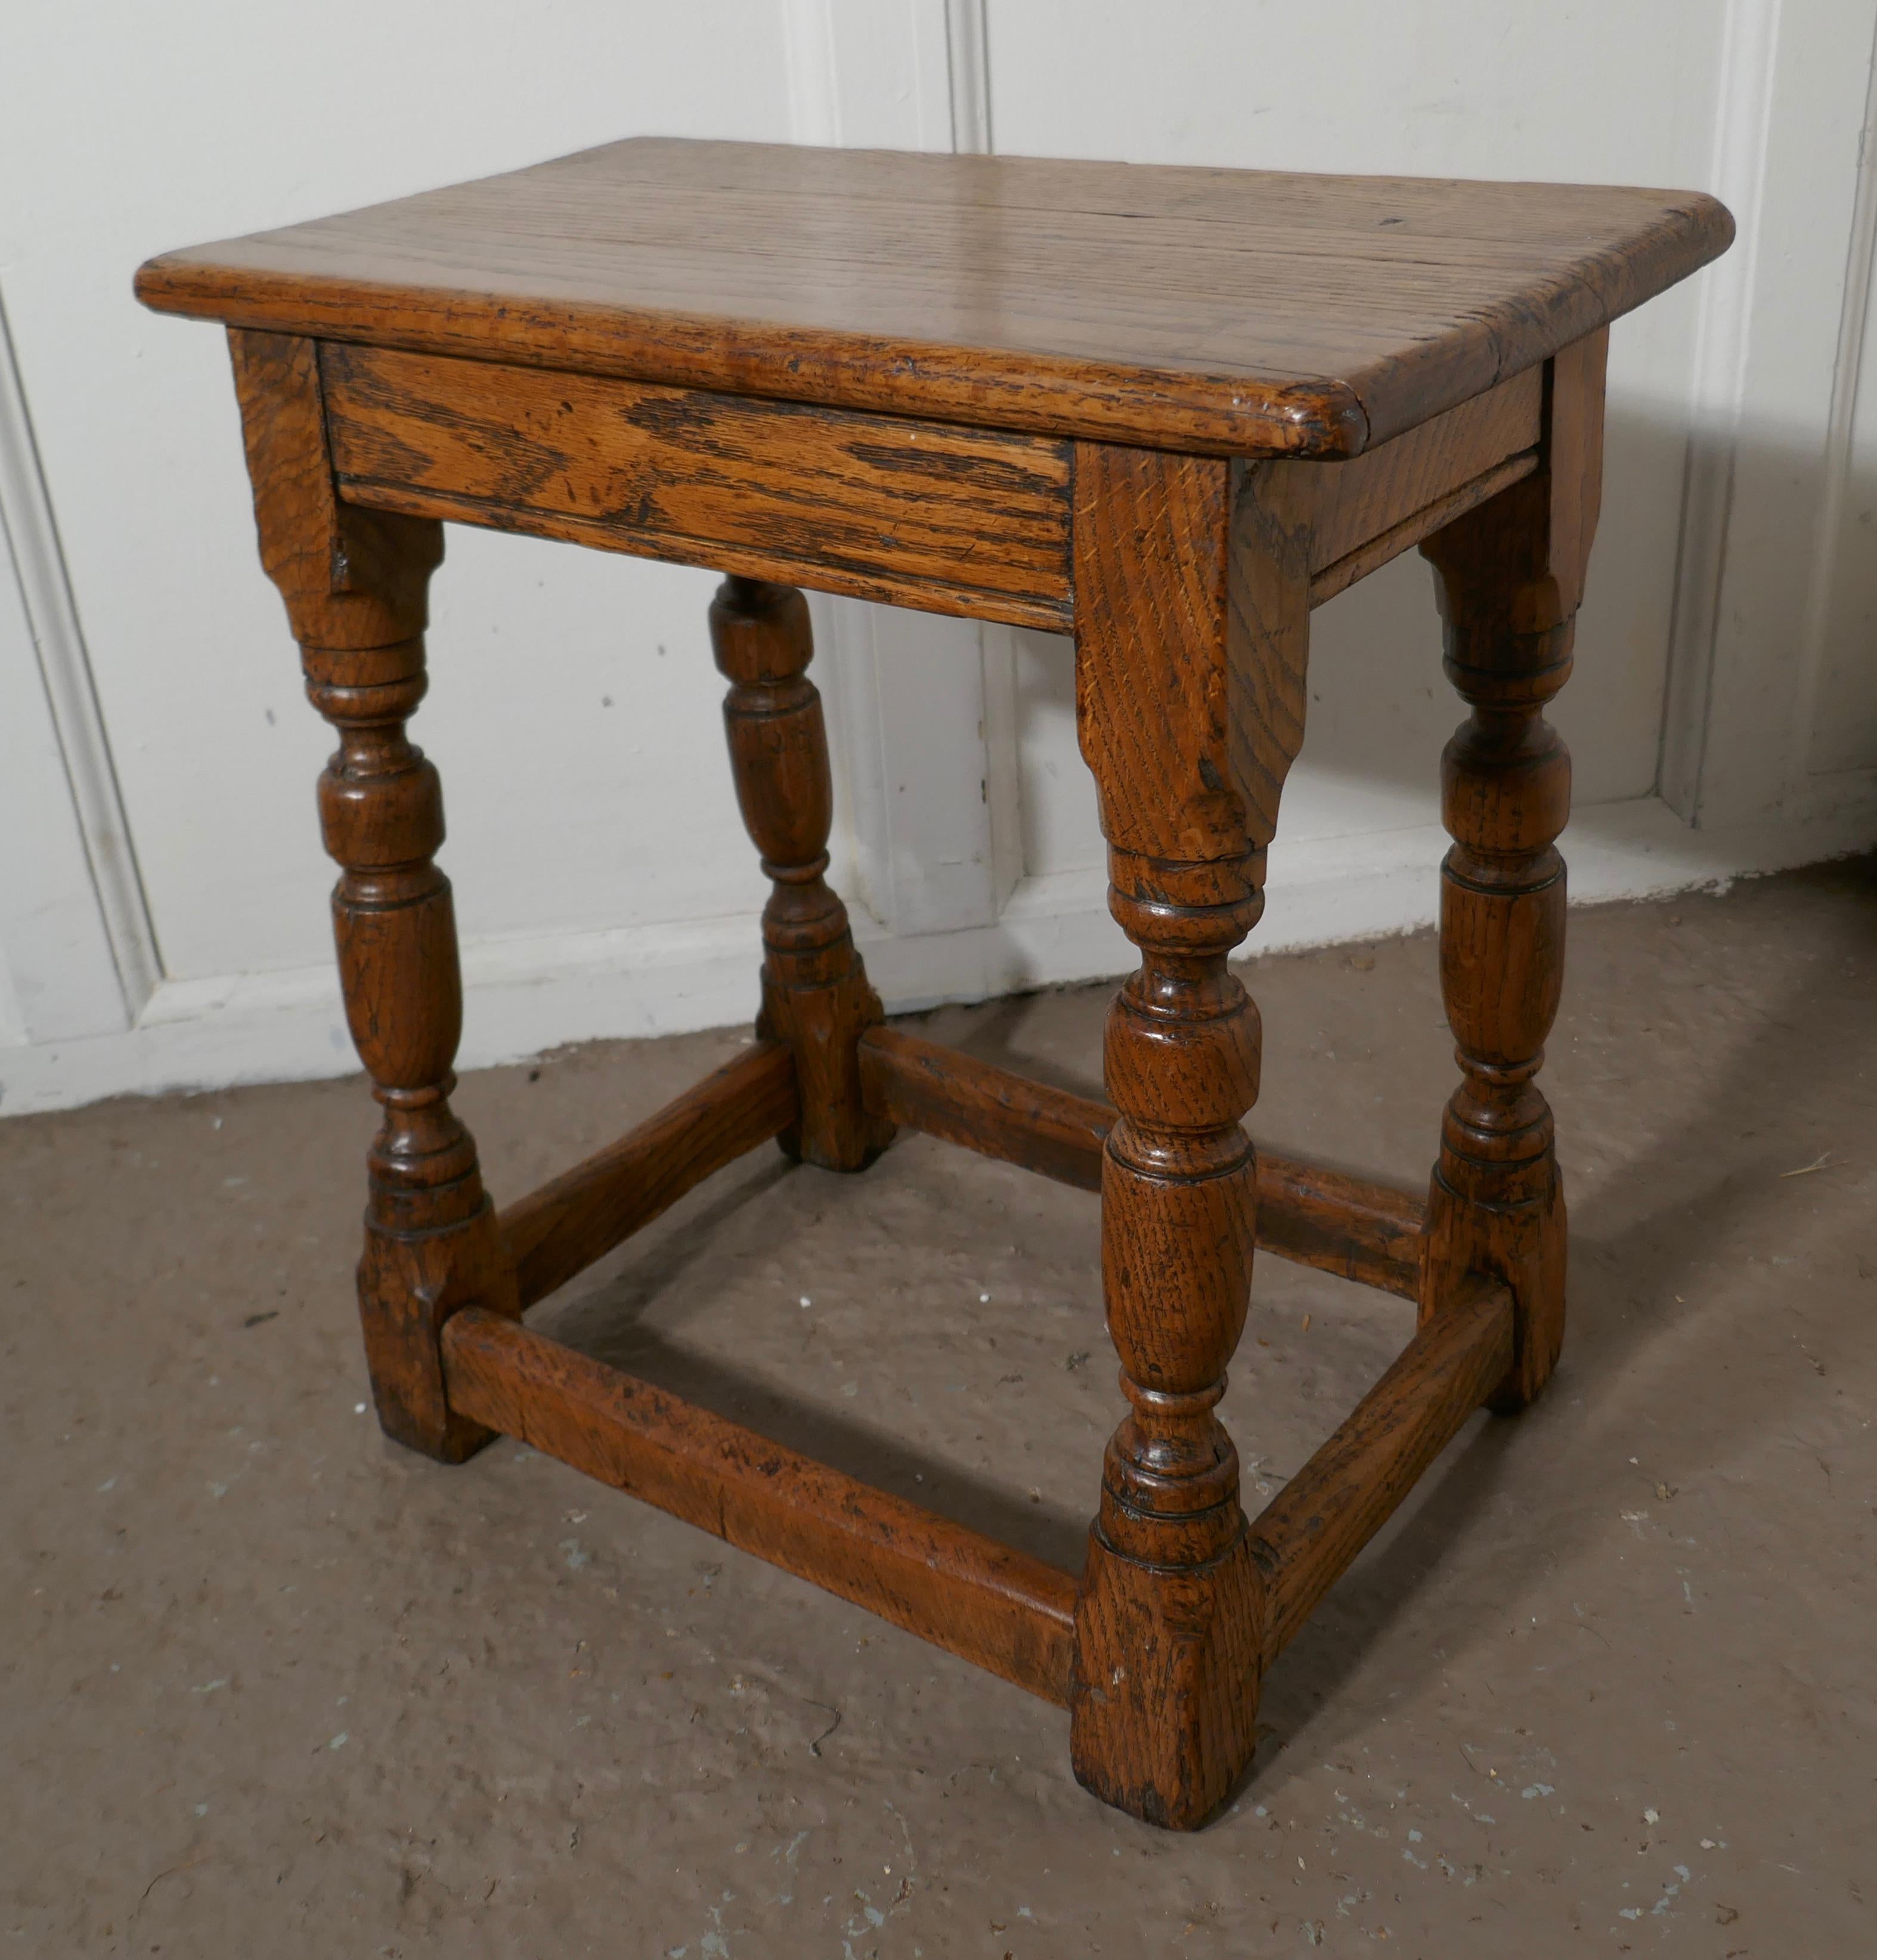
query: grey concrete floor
[{"left": 4, "top": 864, "right": 1875, "bottom": 1958}]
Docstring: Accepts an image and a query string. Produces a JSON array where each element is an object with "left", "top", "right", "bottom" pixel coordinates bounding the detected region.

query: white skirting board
[{"left": 3, "top": 788, "right": 1872, "bottom": 1117}]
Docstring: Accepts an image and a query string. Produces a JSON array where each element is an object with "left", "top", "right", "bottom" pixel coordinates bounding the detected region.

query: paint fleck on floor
[{"left": 4, "top": 862, "right": 1874, "bottom": 1956}]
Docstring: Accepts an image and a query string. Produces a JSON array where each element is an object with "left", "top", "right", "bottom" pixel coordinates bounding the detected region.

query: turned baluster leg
[
  {"left": 1067, "top": 445, "right": 1312, "bottom": 1828},
  {"left": 1417, "top": 331, "right": 1606, "bottom": 1410},
  {"left": 708, "top": 575, "right": 892, "bottom": 1171},
  {"left": 1074, "top": 856, "right": 1265, "bottom": 1826},
  {"left": 230, "top": 330, "right": 515, "bottom": 1462}
]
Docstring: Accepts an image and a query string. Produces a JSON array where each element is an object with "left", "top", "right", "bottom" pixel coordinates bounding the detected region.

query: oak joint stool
[{"left": 138, "top": 140, "right": 1731, "bottom": 1829}]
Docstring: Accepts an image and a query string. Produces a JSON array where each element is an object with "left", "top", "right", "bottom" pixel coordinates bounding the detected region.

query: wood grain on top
[{"left": 137, "top": 138, "right": 1730, "bottom": 457}]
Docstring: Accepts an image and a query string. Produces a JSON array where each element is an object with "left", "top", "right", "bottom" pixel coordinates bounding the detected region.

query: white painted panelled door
[{"left": 3, "top": 0, "right": 1876, "bottom": 1114}]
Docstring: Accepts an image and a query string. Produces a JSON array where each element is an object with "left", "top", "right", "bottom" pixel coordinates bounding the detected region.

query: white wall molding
[
  {"left": 1672, "top": 0, "right": 1877, "bottom": 832},
  {"left": 779, "top": 0, "right": 1008, "bottom": 941},
  {"left": 1657, "top": 0, "right": 1783, "bottom": 823},
  {"left": 817, "top": 597, "right": 1003, "bottom": 936},
  {"left": 944, "top": 0, "right": 992, "bottom": 153},
  {"left": 9, "top": 788, "right": 1873, "bottom": 1115},
  {"left": 780, "top": 0, "right": 841, "bottom": 145},
  {"left": 940, "top": 3, "right": 1028, "bottom": 917},
  {"left": 0, "top": 519, "right": 124, "bottom": 1044},
  {"left": 1790, "top": 18, "right": 1877, "bottom": 782},
  {"left": 0, "top": 284, "right": 161, "bottom": 1021}
]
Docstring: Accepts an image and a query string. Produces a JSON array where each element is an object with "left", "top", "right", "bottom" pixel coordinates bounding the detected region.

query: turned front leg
[
  {"left": 1417, "top": 331, "right": 1606, "bottom": 1410},
  {"left": 1073, "top": 856, "right": 1265, "bottom": 1827},
  {"left": 708, "top": 575, "right": 891, "bottom": 1171},
  {"left": 1067, "top": 443, "right": 1314, "bottom": 1827},
  {"left": 305, "top": 638, "right": 515, "bottom": 1457},
  {"left": 231, "top": 329, "right": 515, "bottom": 1462}
]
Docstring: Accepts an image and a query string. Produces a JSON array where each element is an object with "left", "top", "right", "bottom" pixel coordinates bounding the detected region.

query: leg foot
[{"left": 1072, "top": 1529, "right": 1262, "bottom": 1829}]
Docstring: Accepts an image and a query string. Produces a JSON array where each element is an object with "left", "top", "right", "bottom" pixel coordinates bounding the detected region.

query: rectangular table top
[{"left": 137, "top": 137, "right": 1730, "bottom": 458}]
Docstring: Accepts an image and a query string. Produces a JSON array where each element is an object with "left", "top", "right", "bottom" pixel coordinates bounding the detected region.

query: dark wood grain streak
[
  {"left": 440, "top": 1308, "right": 1078, "bottom": 1703},
  {"left": 498, "top": 1041, "right": 798, "bottom": 1309},
  {"left": 139, "top": 137, "right": 1732, "bottom": 457},
  {"left": 1248, "top": 1275, "right": 1513, "bottom": 1668},
  {"left": 857, "top": 1024, "right": 1424, "bottom": 1296},
  {"left": 323, "top": 344, "right": 1073, "bottom": 629},
  {"left": 337, "top": 482, "right": 1070, "bottom": 634}
]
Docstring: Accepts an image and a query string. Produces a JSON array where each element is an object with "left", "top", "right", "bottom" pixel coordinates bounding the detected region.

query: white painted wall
[{"left": 3, "top": 0, "right": 1875, "bottom": 1114}]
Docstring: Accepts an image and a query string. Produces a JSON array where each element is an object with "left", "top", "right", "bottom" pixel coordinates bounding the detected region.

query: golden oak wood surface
[
  {"left": 1309, "top": 449, "right": 1537, "bottom": 607},
  {"left": 498, "top": 1039, "right": 798, "bottom": 1309},
  {"left": 228, "top": 327, "right": 518, "bottom": 1465},
  {"left": 709, "top": 575, "right": 893, "bottom": 1172},
  {"left": 323, "top": 343, "right": 1074, "bottom": 628},
  {"left": 138, "top": 137, "right": 1729, "bottom": 456},
  {"left": 1247, "top": 1275, "right": 1513, "bottom": 1668},
  {"left": 1302, "top": 366, "right": 1541, "bottom": 571},
  {"left": 858, "top": 1023, "right": 1113, "bottom": 1190},
  {"left": 441, "top": 1309, "right": 1078, "bottom": 1704},
  {"left": 1416, "top": 329, "right": 1607, "bottom": 1409},
  {"left": 856, "top": 1023, "right": 1424, "bottom": 1296},
  {"left": 1253, "top": 1153, "right": 1427, "bottom": 1301},
  {"left": 1068, "top": 443, "right": 1278, "bottom": 1827},
  {"left": 1299, "top": 366, "right": 1541, "bottom": 602}
]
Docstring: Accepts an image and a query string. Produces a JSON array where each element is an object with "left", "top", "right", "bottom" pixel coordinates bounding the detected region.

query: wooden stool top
[{"left": 137, "top": 137, "right": 1730, "bottom": 457}]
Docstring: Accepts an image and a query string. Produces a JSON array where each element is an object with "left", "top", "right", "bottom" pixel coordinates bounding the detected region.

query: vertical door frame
[
  {"left": 1660, "top": 0, "right": 1877, "bottom": 833},
  {"left": 779, "top": 0, "right": 1022, "bottom": 939},
  {"left": 0, "top": 283, "right": 160, "bottom": 1043}
]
